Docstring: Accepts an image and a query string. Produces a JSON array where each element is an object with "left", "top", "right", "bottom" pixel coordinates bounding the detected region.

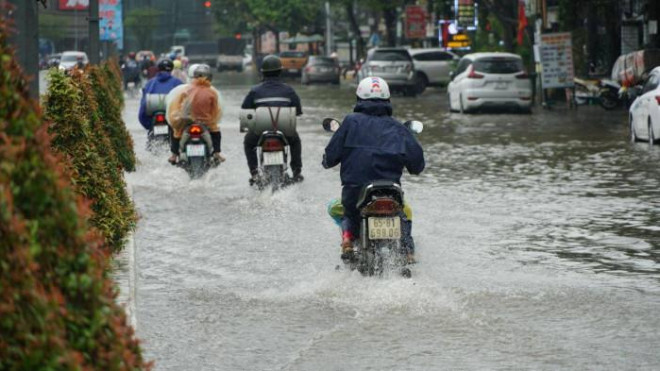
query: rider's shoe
[
  {"left": 249, "top": 169, "right": 259, "bottom": 186},
  {"left": 168, "top": 153, "right": 178, "bottom": 165},
  {"left": 340, "top": 237, "right": 354, "bottom": 261},
  {"left": 213, "top": 152, "right": 226, "bottom": 164},
  {"left": 406, "top": 253, "right": 416, "bottom": 265},
  {"left": 292, "top": 169, "right": 304, "bottom": 183}
]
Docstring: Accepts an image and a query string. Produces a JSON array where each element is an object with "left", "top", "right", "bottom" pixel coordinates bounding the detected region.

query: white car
[
  {"left": 408, "top": 48, "right": 459, "bottom": 90},
  {"left": 58, "top": 51, "right": 89, "bottom": 71},
  {"left": 447, "top": 52, "right": 532, "bottom": 113},
  {"left": 629, "top": 66, "right": 660, "bottom": 145}
]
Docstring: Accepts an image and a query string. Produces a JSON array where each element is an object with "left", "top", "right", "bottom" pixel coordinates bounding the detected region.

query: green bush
[
  {"left": 0, "top": 16, "right": 149, "bottom": 369},
  {"left": 44, "top": 69, "right": 136, "bottom": 253},
  {"left": 91, "top": 62, "right": 136, "bottom": 172}
]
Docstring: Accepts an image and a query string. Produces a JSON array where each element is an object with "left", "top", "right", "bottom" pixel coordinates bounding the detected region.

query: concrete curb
[{"left": 125, "top": 185, "right": 138, "bottom": 331}]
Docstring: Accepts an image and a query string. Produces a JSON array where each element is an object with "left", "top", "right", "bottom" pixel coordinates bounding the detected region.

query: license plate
[
  {"left": 186, "top": 144, "right": 206, "bottom": 157},
  {"left": 153, "top": 125, "right": 168, "bottom": 136},
  {"left": 495, "top": 82, "right": 508, "bottom": 90},
  {"left": 263, "top": 151, "right": 284, "bottom": 166},
  {"left": 368, "top": 217, "right": 401, "bottom": 240},
  {"left": 288, "top": 68, "right": 298, "bottom": 73}
]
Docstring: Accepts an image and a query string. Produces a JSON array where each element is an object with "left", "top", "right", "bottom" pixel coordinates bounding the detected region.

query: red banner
[
  {"left": 59, "top": 0, "right": 89, "bottom": 11},
  {"left": 405, "top": 5, "right": 427, "bottom": 40}
]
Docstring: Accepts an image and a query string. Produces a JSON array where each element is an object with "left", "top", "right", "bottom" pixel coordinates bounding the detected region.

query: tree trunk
[
  {"left": 345, "top": 1, "right": 366, "bottom": 60},
  {"left": 383, "top": 7, "right": 397, "bottom": 47}
]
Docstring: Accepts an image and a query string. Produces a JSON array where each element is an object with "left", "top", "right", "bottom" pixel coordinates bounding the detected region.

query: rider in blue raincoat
[
  {"left": 323, "top": 77, "right": 425, "bottom": 262},
  {"left": 138, "top": 59, "right": 183, "bottom": 132}
]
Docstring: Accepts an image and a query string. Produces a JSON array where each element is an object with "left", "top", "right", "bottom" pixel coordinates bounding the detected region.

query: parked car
[
  {"left": 58, "top": 51, "right": 89, "bottom": 71},
  {"left": 279, "top": 51, "right": 308, "bottom": 76},
  {"left": 357, "top": 48, "right": 417, "bottom": 96},
  {"left": 447, "top": 52, "right": 532, "bottom": 113},
  {"left": 629, "top": 66, "right": 660, "bottom": 145},
  {"left": 301, "top": 56, "right": 341, "bottom": 85},
  {"left": 408, "top": 48, "right": 459, "bottom": 91}
]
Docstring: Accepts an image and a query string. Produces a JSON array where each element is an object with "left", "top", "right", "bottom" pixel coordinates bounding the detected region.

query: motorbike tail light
[
  {"left": 188, "top": 124, "right": 203, "bottom": 138},
  {"left": 262, "top": 138, "right": 284, "bottom": 152},
  {"left": 362, "top": 198, "right": 402, "bottom": 216},
  {"left": 155, "top": 113, "right": 166, "bottom": 123},
  {"left": 467, "top": 65, "right": 484, "bottom": 79}
]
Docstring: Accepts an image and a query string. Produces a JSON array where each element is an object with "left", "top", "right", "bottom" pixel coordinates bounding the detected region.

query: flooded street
[{"left": 123, "top": 71, "right": 660, "bottom": 370}]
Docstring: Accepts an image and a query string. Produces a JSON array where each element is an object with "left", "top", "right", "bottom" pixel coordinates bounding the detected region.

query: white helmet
[
  {"left": 187, "top": 63, "right": 200, "bottom": 79},
  {"left": 356, "top": 76, "right": 390, "bottom": 100}
]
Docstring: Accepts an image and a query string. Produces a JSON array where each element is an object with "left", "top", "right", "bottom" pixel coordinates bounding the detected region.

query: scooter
[
  {"left": 322, "top": 118, "right": 423, "bottom": 278},
  {"left": 147, "top": 111, "right": 171, "bottom": 152},
  {"left": 177, "top": 122, "right": 217, "bottom": 179}
]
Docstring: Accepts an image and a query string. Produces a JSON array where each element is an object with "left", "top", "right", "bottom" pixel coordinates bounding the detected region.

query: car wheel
[
  {"left": 649, "top": 118, "right": 656, "bottom": 146},
  {"left": 630, "top": 116, "right": 639, "bottom": 143},
  {"left": 416, "top": 73, "right": 428, "bottom": 95}
]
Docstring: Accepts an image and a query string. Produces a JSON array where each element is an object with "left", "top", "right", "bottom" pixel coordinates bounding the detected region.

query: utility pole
[
  {"left": 7, "top": 0, "right": 39, "bottom": 99},
  {"left": 325, "top": 2, "right": 332, "bottom": 56},
  {"left": 88, "top": 0, "right": 100, "bottom": 64}
]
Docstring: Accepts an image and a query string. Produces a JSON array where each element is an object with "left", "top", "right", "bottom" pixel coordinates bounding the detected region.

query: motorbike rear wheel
[
  {"left": 188, "top": 157, "right": 207, "bottom": 179},
  {"left": 599, "top": 90, "right": 619, "bottom": 110},
  {"left": 264, "top": 166, "right": 283, "bottom": 191}
]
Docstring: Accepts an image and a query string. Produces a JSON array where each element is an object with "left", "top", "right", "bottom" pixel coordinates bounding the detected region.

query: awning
[{"left": 281, "top": 34, "right": 324, "bottom": 44}]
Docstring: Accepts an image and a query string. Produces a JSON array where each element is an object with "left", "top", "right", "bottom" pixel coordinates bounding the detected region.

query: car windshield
[
  {"left": 473, "top": 57, "right": 523, "bottom": 74},
  {"left": 371, "top": 50, "right": 411, "bottom": 62},
  {"left": 280, "top": 51, "right": 306, "bottom": 58},
  {"left": 310, "top": 57, "right": 336, "bottom": 66},
  {"left": 61, "top": 54, "right": 83, "bottom": 62}
]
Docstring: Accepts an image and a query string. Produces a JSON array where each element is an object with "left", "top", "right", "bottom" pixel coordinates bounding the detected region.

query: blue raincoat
[
  {"left": 323, "top": 100, "right": 425, "bottom": 238},
  {"left": 138, "top": 72, "right": 183, "bottom": 130}
]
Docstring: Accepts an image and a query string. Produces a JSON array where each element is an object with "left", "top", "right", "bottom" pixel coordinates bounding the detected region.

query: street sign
[
  {"left": 59, "top": 0, "right": 89, "bottom": 10},
  {"left": 540, "top": 32, "right": 575, "bottom": 89},
  {"left": 457, "top": 0, "right": 476, "bottom": 29},
  {"left": 446, "top": 32, "right": 471, "bottom": 49},
  {"left": 405, "top": 5, "right": 427, "bottom": 40},
  {"left": 100, "top": 0, "right": 123, "bottom": 50}
]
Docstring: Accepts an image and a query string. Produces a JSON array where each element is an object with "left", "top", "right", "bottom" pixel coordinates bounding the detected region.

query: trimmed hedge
[
  {"left": 44, "top": 69, "right": 136, "bottom": 253},
  {"left": 0, "top": 14, "right": 149, "bottom": 370}
]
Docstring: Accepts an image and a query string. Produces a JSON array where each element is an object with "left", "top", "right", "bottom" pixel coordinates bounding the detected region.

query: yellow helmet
[{"left": 173, "top": 59, "right": 182, "bottom": 69}]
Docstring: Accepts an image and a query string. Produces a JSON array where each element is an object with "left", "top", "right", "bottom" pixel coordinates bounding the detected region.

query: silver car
[
  {"left": 301, "top": 56, "right": 340, "bottom": 85},
  {"left": 357, "top": 48, "right": 417, "bottom": 96},
  {"left": 408, "top": 48, "right": 459, "bottom": 91},
  {"left": 58, "top": 51, "right": 89, "bottom": 71}
]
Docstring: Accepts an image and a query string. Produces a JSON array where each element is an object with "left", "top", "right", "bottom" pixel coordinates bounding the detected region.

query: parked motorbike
[
  {"left": 240, "top": 107, "right": 297, "bottom": 191},
  {"left": 177, "top": 122, "right": 217, "bottom": 179},
  {"left": 322, "top": 118, "right": 423, "bottom": 278},
  {"left": 573, "top": 77, "right": 623, "bottom": 110}
]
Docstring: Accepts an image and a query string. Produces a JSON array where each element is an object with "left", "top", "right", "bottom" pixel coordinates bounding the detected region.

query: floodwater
[{"left": 122, "top": 71, "right": 660, "bottom": 370}]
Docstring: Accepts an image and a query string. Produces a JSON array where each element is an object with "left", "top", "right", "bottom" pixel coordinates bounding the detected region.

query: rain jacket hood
[{"left": 323, "top": 100, "right": 425, "bottom": 188}]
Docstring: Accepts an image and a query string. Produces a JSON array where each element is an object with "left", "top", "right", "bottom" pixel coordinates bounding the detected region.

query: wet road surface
[{"left": 122, "top": 71, "right": 660, "bottom": 370}]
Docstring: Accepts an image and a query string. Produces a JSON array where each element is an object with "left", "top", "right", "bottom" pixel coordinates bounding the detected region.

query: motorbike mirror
[
  {"left": 403, "top": 120, "right": 424, "bottom": 134},
  {"left": 322, "top": 118, "right": 341, "bottom": 132}
]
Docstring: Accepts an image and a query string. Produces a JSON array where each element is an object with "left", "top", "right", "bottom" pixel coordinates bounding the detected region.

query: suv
[
  {"left": 408, "top": 48, "right": 459, "bottom": 91},
  {"left": 58, "top": 51, "right": 89, "bottom": 71},
  {"left": 447, "top": 52, "right": 532, "bottom": 113},
  {"left": 357, "top": 48, "right": 417, "bottom": 96}
]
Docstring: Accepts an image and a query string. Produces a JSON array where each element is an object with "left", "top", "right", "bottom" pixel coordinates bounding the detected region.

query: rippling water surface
[{"left": 123, "top": 71, "right": 660, "bottom": 370}]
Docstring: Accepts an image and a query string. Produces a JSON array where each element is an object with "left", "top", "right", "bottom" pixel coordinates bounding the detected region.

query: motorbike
[
  {"left": 240, "top": 107, "right": 297, "bottom": 191},
  {"left": 322, "top": 118, "right": 423, "bottom": 278},
  {"left": 177, "top": 122, "right": 217, "bottom": 179},
  {"left": 147, "top": 111, "right": 171, "bottom": 151},
  {"left": 254, "top": 130, "right": 291, "bottom": 191},
  {"left": 573, "top": 77, "right": 623, "bottom": 110}
]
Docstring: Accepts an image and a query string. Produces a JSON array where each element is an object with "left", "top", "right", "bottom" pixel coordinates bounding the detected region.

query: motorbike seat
[{"left": 357, "top": 180, "right": 404, "bottom": 210}]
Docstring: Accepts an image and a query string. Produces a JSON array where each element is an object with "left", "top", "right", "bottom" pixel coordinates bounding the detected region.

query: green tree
[{"left": 125, "top": 7, "right": 163, "bottom": 50}]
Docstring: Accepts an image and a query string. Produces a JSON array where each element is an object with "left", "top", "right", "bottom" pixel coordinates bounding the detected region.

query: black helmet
[
  {"left": 193, "top": 64, "right": 213, "bottom": 82},
  {"left": 260, "top": 55, "right": 282, "bottom": 76},
  {"left": 157, "top": 59, "right": 174, "bottom": 72}
]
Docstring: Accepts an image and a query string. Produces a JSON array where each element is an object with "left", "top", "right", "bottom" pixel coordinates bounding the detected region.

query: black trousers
[{"left": 244, "top": 131, "right": 302, "bottom": 174}]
